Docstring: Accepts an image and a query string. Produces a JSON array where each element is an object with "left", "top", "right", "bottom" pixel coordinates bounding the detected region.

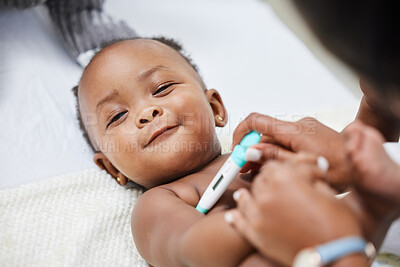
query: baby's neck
[
  {"left": 160, "top": 151, "right": 229, "bottom": 188},
  {"left": 173, "top": 150, "right": 227, "bottom": 180},
  {"left": 193, "top": 153, "right": 229, "bottom": 174}
]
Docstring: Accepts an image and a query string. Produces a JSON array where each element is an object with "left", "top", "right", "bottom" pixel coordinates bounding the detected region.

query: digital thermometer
[{"left": 196, "top": 131, "right": 261, "bottom": 213}]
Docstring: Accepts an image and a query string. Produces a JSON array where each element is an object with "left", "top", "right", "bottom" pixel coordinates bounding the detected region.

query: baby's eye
[
  {"left": 153, "top": 83, "right": 175, "bottom": 95},
  {"left": 107, "top": 111, "right": 127, "bottom": 128}
]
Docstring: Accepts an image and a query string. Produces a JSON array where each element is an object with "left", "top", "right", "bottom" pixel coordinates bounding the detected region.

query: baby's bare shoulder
[
  {"left": 159, "top": 175, "right": 202, "bottom": 207},
  {"left": 134, "top": 175, "right": 202, "bottom": 214}
]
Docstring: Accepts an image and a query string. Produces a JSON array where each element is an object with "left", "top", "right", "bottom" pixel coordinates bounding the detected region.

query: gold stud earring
[
  {"left": 216, "top": 115, "right": 223, "bottom": 121},
  {"left": 117, "top": 173, "right": 127, "bottom": 186}
]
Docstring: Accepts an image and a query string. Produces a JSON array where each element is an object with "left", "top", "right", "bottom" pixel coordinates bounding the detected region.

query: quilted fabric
[{"left": 0, "top": 169, "right": 148, "bottom": 267}]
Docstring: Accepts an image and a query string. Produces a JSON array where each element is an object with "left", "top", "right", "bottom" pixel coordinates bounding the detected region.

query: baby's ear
[
  {"left": 93, "top": 152, "right": 127, "bottom": 185},
  {"left": 205, "top": 89, "right": 227, "bottom": 127}
]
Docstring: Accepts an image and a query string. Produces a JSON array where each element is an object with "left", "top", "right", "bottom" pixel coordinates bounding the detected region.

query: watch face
[{"left": 293, "top": 249, "right": 322, "bottom": 267}]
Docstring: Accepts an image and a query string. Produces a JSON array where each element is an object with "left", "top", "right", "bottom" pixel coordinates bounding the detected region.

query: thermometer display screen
[{"left": 212, "top": 175, "right": 224, "bottom": 190}]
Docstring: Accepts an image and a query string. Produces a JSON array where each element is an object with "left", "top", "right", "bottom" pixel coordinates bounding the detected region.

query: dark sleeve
[
  {"left": 46, "top": 0, "right": 137, "bottom": 66},
  {"left": 0, "top": 0, "right": 46, "bottom": 9}
]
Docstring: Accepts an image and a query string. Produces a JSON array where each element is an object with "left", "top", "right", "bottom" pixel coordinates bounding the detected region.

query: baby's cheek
[
  {"left": 183, "top": 105, "right": 214, "bottom": 132},
  {"left": 173, "top": 90, "right": 208, "bottom": 112}
]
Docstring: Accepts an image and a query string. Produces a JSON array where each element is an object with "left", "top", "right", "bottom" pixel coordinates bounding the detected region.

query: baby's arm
[
  {"left": 239, "top": 253, "right": 284, "bottom": 267},
  {"left": 131, "top": 186, "right": 254, "bottom": 267}
]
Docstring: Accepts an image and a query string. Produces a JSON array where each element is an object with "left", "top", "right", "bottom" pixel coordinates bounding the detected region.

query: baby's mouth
[{"left": 144, "top": 125, "right": 180, "bottom": 147}]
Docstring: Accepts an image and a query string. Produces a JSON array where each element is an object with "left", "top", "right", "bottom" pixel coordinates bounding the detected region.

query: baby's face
[{"left": 79, "top": 40, "right": 224, "bottom": 188}]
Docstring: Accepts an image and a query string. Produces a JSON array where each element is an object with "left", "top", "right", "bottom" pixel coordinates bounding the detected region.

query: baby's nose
[{"left": 136, "top": 106, "right": 163, "bottom": 128}]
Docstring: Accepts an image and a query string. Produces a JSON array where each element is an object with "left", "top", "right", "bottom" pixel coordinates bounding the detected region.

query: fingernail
[
  {"left": 317, "top": 156, "right": 329, "bottom": 172},
  {"left": 224, "top": 212, "right": 234, "bottom": 224},
  {"left": 233, "top": 190, "right": 241, "bottom": 201},
  {"left": 245, "top": 148, "right": 262, "bottom": 162}
]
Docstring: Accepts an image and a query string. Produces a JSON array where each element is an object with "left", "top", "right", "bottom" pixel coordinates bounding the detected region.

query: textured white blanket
[{"left": 0, "top": 169, "right": 148, "bottom": 267}]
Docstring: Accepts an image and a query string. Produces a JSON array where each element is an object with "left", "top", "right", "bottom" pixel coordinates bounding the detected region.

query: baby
[{"left": 73, "top": 37, "right": 274, "bottom": 266}]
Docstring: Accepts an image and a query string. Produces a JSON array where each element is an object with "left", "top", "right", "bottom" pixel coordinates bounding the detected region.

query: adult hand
[
  {"left": 237, "top": 120, "right": 400, "bottom": 250},
  {"left": 345, "top": 121, "right": 400, "bottom": 204},
  {"left": 344, "top": 121, "right": 400, "bottom": 246},
  {"left": 232, "top": 113, "right": 351, "bottom": 190},
  {"left": 225, "top": 157, "right": 364, "bottom": 267}
]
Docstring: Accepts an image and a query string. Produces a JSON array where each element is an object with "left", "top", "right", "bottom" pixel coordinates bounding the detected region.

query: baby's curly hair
[{"left": 72, "top": 36, "right": 202, "bottom": 153}]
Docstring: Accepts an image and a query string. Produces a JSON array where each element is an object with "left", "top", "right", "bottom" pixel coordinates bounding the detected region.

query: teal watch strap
[{"left": 316, "top": 236, "right": 375, "bottom": 265}]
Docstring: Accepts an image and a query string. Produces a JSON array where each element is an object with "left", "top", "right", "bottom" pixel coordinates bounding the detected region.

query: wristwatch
[{"left": 293, "top": 236, "right": 376, "bottom": 267}]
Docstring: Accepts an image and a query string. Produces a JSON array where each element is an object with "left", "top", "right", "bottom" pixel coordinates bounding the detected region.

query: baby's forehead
[
  {"left": 89, "top": 39, "right": 184, "bottom": 71},
  {"left": 80, "top": 39, "right": 190, "bottom": 88}
]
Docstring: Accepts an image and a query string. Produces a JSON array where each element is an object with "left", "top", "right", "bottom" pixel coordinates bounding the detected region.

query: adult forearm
[{"left": 356, "top": 96, "right": 400, "bottom": 141}]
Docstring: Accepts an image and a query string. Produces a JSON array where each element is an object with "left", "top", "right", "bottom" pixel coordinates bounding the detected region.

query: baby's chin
[
  {"left": 134, "top": 167, "right": 194, "bottom": 189},
  {"left": 135, "top": 144, "right": 221, "bottom": 188}
]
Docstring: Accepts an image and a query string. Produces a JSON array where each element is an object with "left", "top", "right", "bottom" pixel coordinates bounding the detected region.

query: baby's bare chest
[{"left": 168, "top": 172, "right": 253, "bottom": 214}]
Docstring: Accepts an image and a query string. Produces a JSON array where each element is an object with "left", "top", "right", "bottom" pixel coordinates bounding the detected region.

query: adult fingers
[
  {"left": 248, "top": 143, "right": 294, "bottom": 161},
  {"left": 255, "top": 159, "right": 327, "bottom": 190},
  {"left": 233, "top": 189, "right": 258, "bottom": 218},
  {"left": 241, "top": 143, "right": 294, "bottom": 174},
  {"left": 292, "top": 153, "right": 330, "bottom": 174},
  {"left": 259, "top": 134, "right": 279, "bottom": 145},
  {"left": 314, "top": 180, "right": 338, "bottom": 197},
  {"left": 224, "top": 209, "right": 247, "bottom": 231},
  {"left": 240, "top": 162, "right": 261, "bottom": 175},
  {"left": 232, "top": 113, "right": 301, "bottom": 149},
  {"left": 240, "top": 145, "right": 291, "bottom": 173},
  {"left": 242, "top": 144, "right": 329, "bottom": 175},
  {"left": 224, "top": 209, "right": 264, "bottom": 258},
  {"left": 225, "top": 190, "right": 260, "bottom": 243},
  {"left": 343, "top": 122, "right": 364, "bottom": 157}
]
